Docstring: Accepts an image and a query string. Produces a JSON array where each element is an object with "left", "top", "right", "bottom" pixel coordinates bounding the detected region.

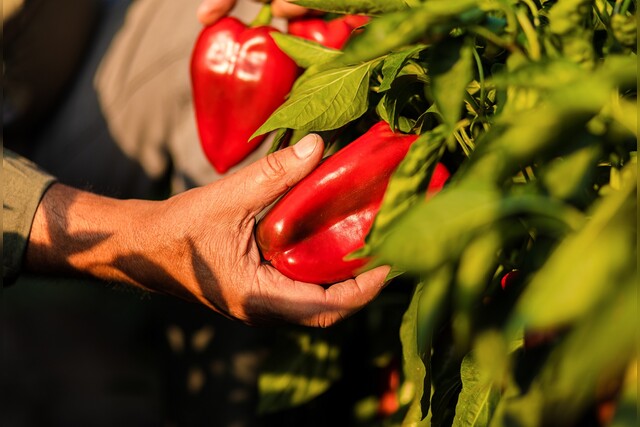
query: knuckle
[{"left": 261, "top": 154, "right": 287, "bottom": 180}]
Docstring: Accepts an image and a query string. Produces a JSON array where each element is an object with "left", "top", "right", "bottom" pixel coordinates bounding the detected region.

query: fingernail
[{"left": 293, "top": 134, "right": 319, "bottom": 159}]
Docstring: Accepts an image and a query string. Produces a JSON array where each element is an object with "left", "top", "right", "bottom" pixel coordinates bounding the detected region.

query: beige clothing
[
  {"left": 5, "top": 0, "right": 284, "bottom": 197},
  {"left": 94, "top": 0, "right": 284, "bottom": 192}
]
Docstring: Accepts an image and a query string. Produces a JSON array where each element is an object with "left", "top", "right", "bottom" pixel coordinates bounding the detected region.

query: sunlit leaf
[
  {"left": 538, "top": 143, "right": 602, "bottom": 205},
  {"left": 291, "top": 0, "right": 409, "bottom": 15},
  {"left": 453, "top": 227, "right": 507, "bottom": 348},
  {"left": 373, "top": 182, "right": 584, "bottom": 273},
  {"left": 428, "top": 36, "right": 474, "bottom": 131},
  {"left": 610, "top": 361, "right": 638, "bottom": 427},
  {"left": 511, "top": 162, "right": 637, "bottom": 330},
  {"left": 339, "top": 0, "right": 484, "bottom": 65},
  {"left": 401, "top": 268, "right": 452, "bottom": 424},
  {"left": 379, "top": 45, "right": 427, "bottom": 91},
  {"left": 509, "top": 277, "right": 635, "bottom": 425},
  {"left": 454, "top": 362, "right": 497, "bottom": 427},
  {"left": 252, "top": 61, "right": 375, "bottom": 137}
]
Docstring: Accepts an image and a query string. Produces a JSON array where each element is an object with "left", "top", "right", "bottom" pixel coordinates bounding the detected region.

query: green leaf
[
  {"left": 606, "top": 97, "right": 638, "bottom": 138},
  {"left": 268, "top": 128, "right": 291, "bottom": 153},
  {"left": 610, "top": 361, "right": 638, "bottom": 427},
  {"left": 510, "top": 162, "right": 637, "bottom": 330},
  {"left": 548, "top": 0, "right": 596, "bottom": 67},
  {"left": 291, "top": 0, "right": 409, "bottom": 15},
  {"left": 400, "top": 279, "right": 430, "bottom": 424},
  {"left": 489, "top": 387, "right": 543, "bottom": 427},
  {"left": 488, "top": 59, "right": 584, "bottom": 91},
  {"left": 489, "top": 56, "right": 637, "bottom": 95},
  {"left": 401, "top": 269, "right": 452, "bottom": 425},
  {"left": 463, "top": 80, "right": 612, "bottom": 183},
  {"left": 452, "top": 341, "right": 504, "bottom": 427},
  {"left": 611, "top": 13, "right": 638, "bottom": 48},
  {"left": 258, "top": 329, "right": 341, "bottom": 413},
  {"left": 251, "top": 61, "right": 375, "bottom": 137},
  {"left": 339, "top": 0, "right": 484, "bottom": 65},
  {"left": 428, "top": 36, "right": 475, "bottom": 131},
  {"left": 506, "top": 276, "right": 636, "bottom": 425},
  {"left": 376, "top": 100, "right": 415, "bottom": 134},
  {"left": 271, "top": 33, "right": 342, "bottom": 69},
  {"left": 538, "top": 143, "right": 602, "bottom": 205},
  {"left": 453, "top": 227, "right": 506, "bottom": 349},
  {"left": 373, "top": 182, "right": 584, "bottom": 273},
  {"left": 379, "top": 45, "right": 427, "bottom": 92},
  {"left": 378, "top": 74, "right": 428, "bottom": 131}
]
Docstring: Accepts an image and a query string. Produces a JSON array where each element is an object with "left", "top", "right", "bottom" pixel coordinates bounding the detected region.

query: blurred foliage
[{"left": 257, "top": 0, "right": 637, "bottom": 426}]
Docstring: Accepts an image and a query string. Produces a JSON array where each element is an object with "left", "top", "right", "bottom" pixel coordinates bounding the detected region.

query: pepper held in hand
[
  {"left": 191, "top": 17, "right": 298, "bottom": 174},
  {"left": 257, "top": 121, "right": 447, "bottom": 284}
]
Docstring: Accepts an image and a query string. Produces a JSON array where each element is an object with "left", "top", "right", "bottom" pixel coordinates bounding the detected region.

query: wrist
[
  {"left": 24, "top": 182, "right": 221, "bottom": 311},
  {"left": 25, "top": 184, "right": 158, "bottom": 289}
]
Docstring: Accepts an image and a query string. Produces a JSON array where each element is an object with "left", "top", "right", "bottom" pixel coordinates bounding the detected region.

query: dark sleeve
[{"left": 2, "top": 148, "right": 57, "bottom": 284}]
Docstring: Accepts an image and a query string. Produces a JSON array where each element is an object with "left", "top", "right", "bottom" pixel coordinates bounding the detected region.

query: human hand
[
  {"left": 26, "top": 135, "right": 390, "bottom": 327},
  {"left": 197, "top": 0, "right": 309, "bottom": 26},
  {"left": 158, "top": 134, "right": 390, "bottom": 326}
]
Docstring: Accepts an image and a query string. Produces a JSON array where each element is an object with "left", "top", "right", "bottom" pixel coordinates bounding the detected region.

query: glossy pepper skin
[
  {"left": 426, "top": 162, "right": 451, "bottom": 199},
  {"left": 287, "top": 15, "right": 369, "bottom": 49},
  {"left": 257, "top": 121, "right": 448, "bottom": 284},
  {"left": 191, "top": 17, "right": 298, "bottom": 174}
]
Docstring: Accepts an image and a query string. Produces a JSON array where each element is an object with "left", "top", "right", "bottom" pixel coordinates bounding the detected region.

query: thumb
[{"left": 232, "top": 134, "right": 324, "bottom": 216}]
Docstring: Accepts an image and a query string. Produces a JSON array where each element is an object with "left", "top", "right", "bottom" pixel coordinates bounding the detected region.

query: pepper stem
[{"left": 250, "top": 3, "right": 273, "bottom": 27}]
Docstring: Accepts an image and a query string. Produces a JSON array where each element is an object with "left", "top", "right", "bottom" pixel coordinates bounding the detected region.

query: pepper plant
[{"left": 252, "top": 1, "right": 637, "bottom": 426}]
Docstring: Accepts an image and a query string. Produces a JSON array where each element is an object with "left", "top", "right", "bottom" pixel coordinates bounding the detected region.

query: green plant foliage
[
  {"left": 251, "top": 61, "right": 375, "bottom": 137},
  {"left": 427, "top": 36, "right": 475, "bottom": 131},
  {"left": 256, "top": 0, "right": 638, "bottom": 425},
  {"left": 272, "top": 33, "right": 343, "bottom": 68},
  {"left": 258, "top": 329, "right": 342, "bottom": 413},
  {"left": 293, "top": 0, "right": 410, "bottom": 15}
]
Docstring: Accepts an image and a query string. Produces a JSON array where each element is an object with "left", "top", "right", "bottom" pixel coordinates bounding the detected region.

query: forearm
[{"left": 24, "top": 183, "right": 186, "bottom": 297}]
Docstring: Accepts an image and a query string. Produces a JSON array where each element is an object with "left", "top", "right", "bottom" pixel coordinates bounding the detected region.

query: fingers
[
  {"left": 198, "top": 0, "right": 310, "bottom": 26},
  {"left": 197, "top": 0, "right": 235, "bottom": 25},
  {"left": 254, "top": 264, "right": 391, "bottom": 327},
  {"left": 230, "top": 134, "right": 324, "bottom": 216},
  {"left": 317, "top": 265, "right": 391, "bottom": 327},
  {"left": 271, "top": 0, "right": 309, "bottom": 19}
]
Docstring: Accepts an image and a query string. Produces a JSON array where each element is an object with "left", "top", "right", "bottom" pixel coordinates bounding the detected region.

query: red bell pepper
[
  {"left": 287, "top": 14, "right": 369, "bottom": 50},
  {"left": 257, "top": 121, "right": 448, "bottom": 284},
  {"left": 191, "top": 16, "right": 298, "bottom": 174},
  {"left": 426, "top": 162, "right": 450, "bottom": 199}
]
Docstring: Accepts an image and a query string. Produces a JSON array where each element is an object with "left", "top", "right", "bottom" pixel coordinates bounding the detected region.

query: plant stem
[
  {"left": 464, "top": 91, "right": 482, "bottom": 117},
  {"left": 469, "top": 25, "right": 520, "bottom": 54},
  {"left": 472, "top": 47, "right": 486, "bottom": 110},
  {"left": 593, "top": 0, "right": 612, "bottom": 29},
  {"left": 250, "top": 3, "right": 272, "bottom": 27},
  {"left": 521, "top": 0, "right": 541, "bottom": 27},
  {"left": 453, "top": 131, "right": 471, "bottom": 157},
  {"left": 620, "top": 0, "right": 633, "bottom": 14},
  {"left": 614, "top": 0, "right": 624, "bottom": 14},
  {"left": 515, "top": 9, "right": 541, "bottom": 60}
]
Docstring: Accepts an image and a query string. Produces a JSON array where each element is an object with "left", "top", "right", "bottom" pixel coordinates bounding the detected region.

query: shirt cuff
[{"left": 3, "top": 148, "right": 57, "bottom": 284}]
